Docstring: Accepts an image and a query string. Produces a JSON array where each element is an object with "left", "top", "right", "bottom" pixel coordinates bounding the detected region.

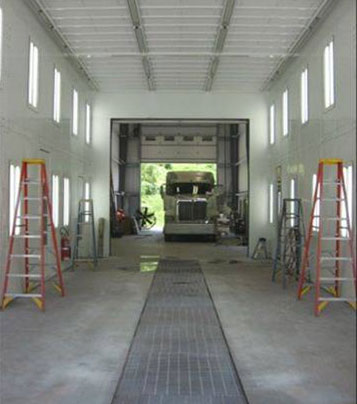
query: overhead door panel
[{"left": 141, "top": 124, "right": 217, "bottom": 162}]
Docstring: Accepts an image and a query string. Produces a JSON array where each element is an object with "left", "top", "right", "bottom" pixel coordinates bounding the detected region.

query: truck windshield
[{"left": 166, "top": 182, "right": 213, "bottom": 195}]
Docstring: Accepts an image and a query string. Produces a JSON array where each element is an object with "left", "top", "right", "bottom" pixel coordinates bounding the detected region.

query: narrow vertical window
[
  {"left": 72, "top": 89, "right": 79, "bottom": 135},
  {"left": 85, "top": 103, "right": 91, "bottom": 144},
  {"left": 52, "top": 175, "right": 59, "bottom": 228},
  {"left": 301, "top": 68, "right": 308, "bottom": 124},
  {"left": 277, "top": 190, "right": 282, "bottom": 217},
  {"left": 312, "top": 174, "right": 320, "bottom": 231},
  {"left": 63, "top": 177, "right": 70, "bottom": 226},
  {"left": 0, "top": 8, "right": 3, "bottom": 82},
  {"left": 290, "top": 178, "right": 296, "bottom": 227},
  {"left": 28, "top": 41, "right": 39, "bottom": 108},
  {"left": 324, "top": 40, "right": 335, "bottom": 108},
  {"left": 53, "top": 68, "right": 61, "bottom": 123},
  {"left": 84, "top": 181, "right": 91, "bottom": 222},
  {"left": 282, "top": 89, "right": 289, "bottom": 136},
  {"left": 269, "top": 183, "right": 274, "bottom": 224},
  {"left": 9, "top": 165, "right": 21, "bottom": 236},
  {"left": 269, "top": 104, "right": 275, "bottom": 145},
  {"left": 341, "top": 165, "right": 353, "bottom": 237}
]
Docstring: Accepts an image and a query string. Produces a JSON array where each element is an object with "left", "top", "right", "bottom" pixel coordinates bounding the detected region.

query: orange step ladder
[
  {"left": 1, "top": 159, "right": 65, "bottom": 311},
  {"left": 297, "top": 159, "right": 356, "bottom": 315}
]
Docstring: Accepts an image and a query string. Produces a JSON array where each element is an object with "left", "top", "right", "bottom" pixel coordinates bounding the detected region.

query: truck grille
[{"left": 178, "top": 200, "right": 207, "bottom": 221}]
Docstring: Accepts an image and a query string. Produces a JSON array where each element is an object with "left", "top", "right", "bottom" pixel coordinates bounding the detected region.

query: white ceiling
[{"left": 40, "top": 0, "right": 326, "bottom": 92}]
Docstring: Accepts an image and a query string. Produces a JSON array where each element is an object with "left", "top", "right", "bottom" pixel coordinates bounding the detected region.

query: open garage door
[{"left": 110, "top": 120, "right": 249, "bottom": 245}]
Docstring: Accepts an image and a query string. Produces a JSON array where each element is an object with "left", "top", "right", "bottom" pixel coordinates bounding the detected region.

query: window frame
[
  {"left": 312, "top": 174, "right": 320, "bottom": 232},
  {"left": 72, "top": 88, "right": 79, "bottom": 136},
  {"left": 63, "top": 177, "right": 70, "bottom": 227},
  {"left": 341, "top": 165, "right": 353, "bottom": 238},
  {"left": 85, "top": 102, "right": 91, "bottom": 144},
  {"left": 269, "top": 103, "right": 275, "bottom": 145},
  {"left": 51, "top": 174, "right": 60, "bottom": 228},
  {"left": 323, "top": 39, "right": 335, "bottom": 110},
  {"left": 0, "top": 7, "right": 3, "bottom": 83},
  {"left": 301, "top": 67, "right": 309, "bottom": 124},
  {"left": 28, "top": 39, "right": 39, "bottom": 110},
  {"left": 269, "top": 183, "right": 274, "bottom": 224},
  {"left": 9, "top": 163, "right": 21, "bottom": 236},
  {"left": 282, "top": 89, "right": 289, "bottom": 136},
  {"left": 290, "top": 178, "right": 296, "bottom": 227},
  {"left": 84, "top": 181, "right": 91, "bottom": 223},
  {"left": 53, "top": 67, "right": 61, "bottom": 123}
]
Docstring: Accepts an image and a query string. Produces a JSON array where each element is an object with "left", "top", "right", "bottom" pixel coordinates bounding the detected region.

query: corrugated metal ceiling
[{"left": 40, "top": 0, "right": 326, "bottom": 92}]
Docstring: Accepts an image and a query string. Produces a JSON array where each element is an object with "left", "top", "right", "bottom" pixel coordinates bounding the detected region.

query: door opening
[{"left": 140, "top": 163, "right": 217, "bottom": 231}]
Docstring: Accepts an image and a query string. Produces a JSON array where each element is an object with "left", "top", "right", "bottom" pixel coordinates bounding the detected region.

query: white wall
[
  {"left": 265, "top": 0, "right": 356, "bottom": 289},
  {"left": 93, "top": 92, "right": 269, "bottom": 255},
  {"left": 0, "top": 0, "right": 95, "bottom": 283}
]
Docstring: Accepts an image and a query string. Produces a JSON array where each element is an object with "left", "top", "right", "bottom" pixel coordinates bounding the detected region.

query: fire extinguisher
[{"left": 60, "top": 227, "right": 71, "bottom": 261}]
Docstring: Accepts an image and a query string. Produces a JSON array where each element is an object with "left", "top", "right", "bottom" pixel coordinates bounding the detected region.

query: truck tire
[{"left": 164, "top": 234, "right": 172, "bottom": 242}]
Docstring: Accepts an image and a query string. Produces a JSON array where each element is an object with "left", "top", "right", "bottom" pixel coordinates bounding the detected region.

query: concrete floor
[{"left": 1, "top": 232, "right": 356, "bottom": 404}]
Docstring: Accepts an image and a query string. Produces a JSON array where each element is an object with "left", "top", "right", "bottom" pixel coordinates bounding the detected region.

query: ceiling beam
[
  {"left": 205, "top": 0, "right": 235, "bottom": 91},
  {"left": 127, "top": 0, "right": 155, "bottom": 91}
]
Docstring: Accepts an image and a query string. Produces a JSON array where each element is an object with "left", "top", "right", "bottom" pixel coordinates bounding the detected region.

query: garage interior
[{"left": 0, "top": 1, "right": 356, "bottom": 404}]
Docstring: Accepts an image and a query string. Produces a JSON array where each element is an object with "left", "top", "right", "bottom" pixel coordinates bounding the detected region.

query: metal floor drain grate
[{"left": 112, "top": 259, "right": 248, "bottom": 404}]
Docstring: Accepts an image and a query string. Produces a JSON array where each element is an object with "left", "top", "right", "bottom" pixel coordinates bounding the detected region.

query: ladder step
[
  {"left": 320, "top": 277, "right": 355, "bottom": 282},
  {"left": 321, "top": 237, "right": 350, "bottom": 241},
  {"left": 16, "top": 215, "right": 48, "bottom": 219},
  {"left": 321, "top": 257, "right": 352, "bottom": 261},
  {"left": 5, "top": 293, "right": 42, "bottom": 298},
  {"left": 322, "top": 181, "right": 342, "bottom": 185},
  {"left": 23, "top": 197, "right": 47, "bottom": 201},
  {"left": 318, "top": 198, "right": 345, "bottom": 201},
  {"left": 318, "top": 297, "right": 354, "bottom": 302},
  {"left": 7, "top": 273, "right": 41, "bottom": 278},
  {"left": 313, "top": 216, "right": 341, "bottom": 220},
  {"left": 23, "top": 180, "right": 42, "bottom": 185},
  {"left": 13, "top": 235, "right": 42, "bottom": 239},
  {"left": 11, "top": 254, "right": 41, "bottom": 259}
]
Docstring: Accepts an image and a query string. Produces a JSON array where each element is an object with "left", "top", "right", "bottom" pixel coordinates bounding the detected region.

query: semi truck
[{"left": 161, "top": 171, "right": 221, "bottom": 241}]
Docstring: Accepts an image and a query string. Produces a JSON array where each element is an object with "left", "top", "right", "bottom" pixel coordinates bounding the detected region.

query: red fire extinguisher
[{"left": 60, "top": 227, "right": 71, "bottom": 261}]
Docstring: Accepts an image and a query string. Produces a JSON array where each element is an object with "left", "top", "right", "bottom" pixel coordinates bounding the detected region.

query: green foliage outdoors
[{"left": 141, "top": 163, "right": 217, "bottom": 228}]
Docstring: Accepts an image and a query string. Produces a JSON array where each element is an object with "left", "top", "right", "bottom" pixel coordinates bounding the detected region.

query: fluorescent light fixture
[
  {"left": 324, "top": 40, "right": 334, "bottom": 108},
  {"left": 53, "top": 68, "right": 61, "bottom": 123},
  {"left": 85, "top": 103, "right": 91, "bottom": 144},
  {"left": 28, "top": 41, "right": 39, "bottom": 108},
  {"left": 72, "top": 89, "right": 79, "bottom": 135},
  {"left": 269, "top": 183, "right": 274, "bottom": 224},
  {"left": 270, "top": 104, "right": 275, "bottom": 145},
  {"left": 52, "top": 174, "right": 59, "bottom": 228},
  {"left": 341, "top": 165, "right": 353, "bottom": 237},
  {"left": 301, "top": 68, "right": 308, "bottom": 124},
  {"left": 9, "top": 165, "right": 21, "bottom": 235},
  {"left": 63, "top": 177, "right": 70, "bottom": 226},
  {"left": 312, "top": 174, "right": 320, "bottom": 231},
  {"left": 282, "top": 89, "right": 289, "bottom": 136}
]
